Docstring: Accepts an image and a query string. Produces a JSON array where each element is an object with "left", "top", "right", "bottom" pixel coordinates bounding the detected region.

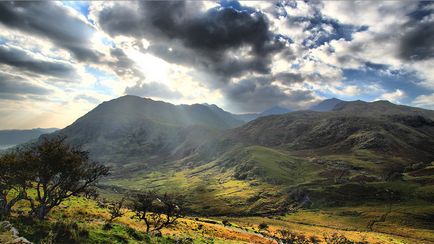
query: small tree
[
  {"left": 107, "top": 198, "right": 125, "bottom": 223},
  {"left": 0, "top": 152, "right": 31, "bottom": 218},
  {"left": 81, "top": 187, "right": 99, "bottom": 200},
  {"left": 131, "top": 191, "right": 182, "bottom": 233},
  {"left": 25, "top": 136, "right": 110, "bottom": 220},
  {"left": 258, "top": 222, "right": 268, "bottom": 231}
]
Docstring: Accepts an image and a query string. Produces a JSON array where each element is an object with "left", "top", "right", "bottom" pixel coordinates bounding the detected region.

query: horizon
[
  {"left": 1, "top": 1, "right": 434, "bottom": 129},
  {"left": 1, "top": 94, "right": 430, "bottom": 131}
]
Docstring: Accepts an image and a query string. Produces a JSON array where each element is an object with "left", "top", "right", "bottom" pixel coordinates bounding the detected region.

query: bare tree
[
  {"left": 24, "top": 136, "right": 110, "bottom": 220},
  {"left": 367, "top": 189, "right": 396, "bottom": 231},
  {"left": 0, "top": 152, "right": 31, "bottom": 218},
  {"left": 131, "top": 191, "right": 182, "bottom": 233},
  {"left": 81, "top": 187, "right": 99, "bottom": 200},
  {"left": 107, "top": 198, "right": 125, "bottom": 223}
]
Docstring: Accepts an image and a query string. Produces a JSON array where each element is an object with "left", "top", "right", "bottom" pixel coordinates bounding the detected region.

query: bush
[
  {"left": 222, "top": 219, "right": 231, "bottom": 226},
  {"left": 324, "top": 233, "right": 368, "bottom": 244},
  {"left": 258, "top": 222, "right": 268, "bottom": 230},
  {"left": 125, "top": 226, "right": 144, "bottom": 241},
  {"left": 277, "top": 229, "right": 312, "bottom": 244}
]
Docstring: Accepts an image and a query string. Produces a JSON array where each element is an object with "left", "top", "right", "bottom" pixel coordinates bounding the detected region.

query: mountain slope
[
  {"left": 51, "top": 95, "right": 241, "bottom": 164},
  {"left": 229, "top": 101, "right": 434, "bottom": 162}
]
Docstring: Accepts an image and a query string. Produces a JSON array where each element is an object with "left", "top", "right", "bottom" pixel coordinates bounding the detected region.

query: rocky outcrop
[{"left": 0, "top": 221, "right": 32, "bottom": 244}]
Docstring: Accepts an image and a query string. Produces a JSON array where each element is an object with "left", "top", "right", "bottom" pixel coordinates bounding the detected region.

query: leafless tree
[
  {"left": 131, "top": 191, "right": 182, "bottom": 233},
  {"left": 107, "top": 198, "right": 125, "bottom": 223}
]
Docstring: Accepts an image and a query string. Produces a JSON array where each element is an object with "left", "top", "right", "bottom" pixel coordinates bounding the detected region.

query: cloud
[
  {"left": 222, "top": 76, "right": 316, "bottom": 112},
  {"left": 412, "top": 93, "right": 434, "bottom": 110},
  {"left": 378, "top": 89, "right": 405, "bottom": 103},
  {"left": 0, "top": 44, "right": 76, "bottom": 77},
  {"left": 97, "top": 1, "right": 290, "bottom": 81},
  {"left": 124, "top": 81, "right": 181, "bottom": 99},
  {"left": 399, "top": 11, "right": 434, "bottom": 61},
  {"left": 0, "top": 1, "right": 101, "bottom": 62},
  {"left": 74, "top": 94, "right": 100, "bottom": 104},
  {"left": 0, "top": 72, "right": 52, "bottom": 98}
]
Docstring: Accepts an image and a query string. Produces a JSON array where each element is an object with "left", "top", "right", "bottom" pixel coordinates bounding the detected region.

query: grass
[
  {"left": 3, "top": 191, "right": 433, "bottom": 243},
  {"left": 95, "top": 143, "right": 434, "bottom": 242}
]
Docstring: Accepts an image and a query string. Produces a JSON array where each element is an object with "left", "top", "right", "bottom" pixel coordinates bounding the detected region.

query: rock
[
  {"left": 6, "top": 237, "right": 32, "bottom": 244},
  {"left": 10, "top": 227, "right": 19, "bottom": 237},
  {"left": 0, "top": 221, "right": 12, "bottom": 230}
]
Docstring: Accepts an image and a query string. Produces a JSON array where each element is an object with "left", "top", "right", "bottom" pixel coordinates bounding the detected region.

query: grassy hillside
[{"left": 3, "top": 194, "right": 433, "bottom": 243}]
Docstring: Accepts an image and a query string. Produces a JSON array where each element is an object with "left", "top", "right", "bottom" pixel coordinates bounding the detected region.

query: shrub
[
  {"left": 258, "top": 222, "right": 268, "bottom": 230},
  {"left": 324, "top": 233, "right": 367, "bottom": 244},
  {"left": 277, "top": 229, "right": 312, "bottom": 244},
  {"left": 222, "top": 219, "right": 231, "bottom": 226}
]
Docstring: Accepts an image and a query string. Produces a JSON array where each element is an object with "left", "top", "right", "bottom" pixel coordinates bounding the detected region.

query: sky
[{"left": 0, "top": 0, "right": 433, "bottom": 129}]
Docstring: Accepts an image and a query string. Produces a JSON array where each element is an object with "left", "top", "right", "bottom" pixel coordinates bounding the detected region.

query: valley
[{"left": 3, "top": 96, "right": 434, "bottom": 243}]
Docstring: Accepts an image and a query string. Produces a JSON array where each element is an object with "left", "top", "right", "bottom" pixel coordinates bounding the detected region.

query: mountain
[
  {"left": 0, "top": 128, "right": 58, "bottom": 149},
  {"left": 50, "top": 95, "right": 241, "bottom": 164},
  {"left": 35, "top": 97, "right": 434, "bottom": 216},
  {"left": 95, "top": 99, "right": 434, "bottom": 215},
  {"left": 234, "top": 106, "right": 292, "bottom": 122},
  {"left": 309, "top": 98, "right": 343, "bottom": 111},
  {"left": 202, "top": 103, "right": 244, "bottom": 128},
  {"left": 229, "top": 100, "right": 434, "bottom": 162}
]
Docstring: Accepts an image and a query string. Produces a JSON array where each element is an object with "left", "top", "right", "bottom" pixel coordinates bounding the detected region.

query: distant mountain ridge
[
  {"left": 0, "top": 128, "right": 58, "bottom": 148},
  {"left": 309, "top": 98, "right": 343, "bottom": 111},
  {"left": 233, "top": 106, "right": 292, "bottom": 122}
]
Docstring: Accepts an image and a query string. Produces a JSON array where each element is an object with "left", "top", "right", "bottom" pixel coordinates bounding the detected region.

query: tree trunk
[
  {"left": 37, "top": 206, "right": 48, "bottom": 220},
  {"left": 3, "top": 204, "right": 12, "bottom": 217}
]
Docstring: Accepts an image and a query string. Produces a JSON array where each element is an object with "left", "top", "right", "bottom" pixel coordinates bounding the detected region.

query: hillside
[
  {"left": 5, "top": 194, "right": 433, "bottom": 243},
  {"left": 230, "top": 102, "right": 434, "bottom": 162}
]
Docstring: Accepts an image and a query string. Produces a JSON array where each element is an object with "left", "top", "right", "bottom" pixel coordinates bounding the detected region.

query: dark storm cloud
[
  {"left": 223, "top": 76, "right": 315, "bottom": 112},
  {"left": 0, "top": 45, "right": 76, "bottom": 77},
  {"left": 0, "top": 72, "right": 52, "bottom": 98},
  {"left": 398, "top": 2, "right": 434, "bottom": 61},
  {"left": 399, "top": 23, "right": 434, "bottom": 61},
  {"left": 98, "top": 1, "right": 289, "bottom": 80},
  {"left": 125, "top": 81, "right": 181, "bottom": 99},
  {"left": 0, "top": 1, "right": 101, "bottom": 62},
  {"left": 274, "top": 72, "right": 304, "bottom": 84}
]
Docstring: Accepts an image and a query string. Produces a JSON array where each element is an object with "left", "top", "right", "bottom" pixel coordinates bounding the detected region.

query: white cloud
[
  {"left": 378, "top": 89, "right": 405, "bottom": 103},
  {"left": 412, "top": 93, "right": 434, "bottom": 110}
]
